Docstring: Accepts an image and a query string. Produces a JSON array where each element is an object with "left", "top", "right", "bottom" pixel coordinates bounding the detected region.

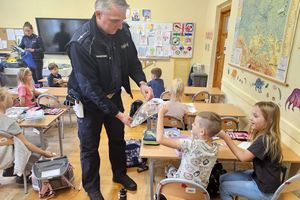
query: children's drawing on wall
[
  {"left": 253, "top": 78, "right": 265, "bottom": 93},
  {"left": 231, "top": 69, "right": 238, "bottom": 79},
  {"left": 126, "top": 8, "right": 130, "bottom": 20},
  {"left": 142, "top": 9, "right": 151, "bottom": 21},
  {"left": 285, "top": 88, "right": 300, "bottom": 111},
  {"left": 132, "top": 9, "right": 140, "bottom": 21},
  {"left": 128, "top": 21, "right": 194, "bottom": 58}
]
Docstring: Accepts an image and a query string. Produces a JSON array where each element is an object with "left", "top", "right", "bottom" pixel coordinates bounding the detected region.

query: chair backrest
[
  {"left": 192, "top": 91, "right": 210, "bottom": 103},
  {"left": 221, "top": 117, "right": 239, "bottom": 131},
  {"left": 156, "top": 178, "right": 210, "bottom": 200},
  {"left": 37, "top": 94, "right": 62, "bottom": 108},
  {"left": 163, "top": 115, "right": 185, "bottom": 130},
  {"left": 271, "top": 173, "right": 300, "bottom": 200},
  {"left": 160, "top": 90, "right": 171, "bottom": 101}
]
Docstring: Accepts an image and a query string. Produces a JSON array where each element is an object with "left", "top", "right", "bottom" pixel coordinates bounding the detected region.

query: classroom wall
[
  {"left": 0, "top": 0, "right": 211, "bottom": 89},
  {"left": 211, "top": 0, "right": 300, "bottom": 155}
]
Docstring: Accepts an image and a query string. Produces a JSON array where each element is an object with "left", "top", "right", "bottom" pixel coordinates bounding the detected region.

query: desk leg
[
  {"left": 58, "top": 117, "right": 64, "bottom": 156},
  {"left": 149, "top": 158, "right": 154, "bottom": 200},
  {"left": 38, "top": 128, "right": 44, "bottom": 150}
]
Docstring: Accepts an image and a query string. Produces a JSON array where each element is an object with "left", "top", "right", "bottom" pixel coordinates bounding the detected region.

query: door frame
[{"left": 212, "top": 2, "right": 231, "bottom": 88}]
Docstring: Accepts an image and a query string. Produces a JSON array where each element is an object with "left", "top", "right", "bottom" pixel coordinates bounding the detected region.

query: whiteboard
[{"left": 127, "top": 21, "right": 195, "bottom": 59}]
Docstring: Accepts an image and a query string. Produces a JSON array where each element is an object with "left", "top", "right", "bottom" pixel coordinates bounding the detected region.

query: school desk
[
  {"left": 42, "top": 87, "right": 68, "bottom": 98},
  {"left": 19, "top": 108, "right": 67, "bottom": 156},
  {"left": 38, "top": 77, "right": 69, "bottom": 84},
  {"left": 184, "top": 86, "right": 224, "bottom": 96},
  {"left": 140, "top": 132, "right": 300, "bottom": 200},
  {"left": 184, "top": 103, "right": 246, "bottom": 129}
]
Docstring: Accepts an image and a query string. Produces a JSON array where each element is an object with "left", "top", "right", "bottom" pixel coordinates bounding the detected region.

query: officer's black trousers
[{"left": 77, "top": 93, "right": 127, "bottom": 193}]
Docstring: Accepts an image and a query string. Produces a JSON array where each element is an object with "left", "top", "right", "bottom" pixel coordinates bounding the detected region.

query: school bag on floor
[
  {"left": 31, "top": 156, "right": 76, "bottom": 198},
  {"left": 206, "top": 161, "right": 227, "bottom": 197},
  {"left": 125, "top": 139, "right": 148, "bottom": 172}
]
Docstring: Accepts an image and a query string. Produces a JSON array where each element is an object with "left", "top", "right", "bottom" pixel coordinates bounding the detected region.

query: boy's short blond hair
[
  {"left": 48, "top": 63, "right": 59, "bottom": 71},
  {"left": 151, "top": 67, "right": 162, "bottom": 78},
  {"left": 197, "top": 111, "right": 221, "bottom": 137}
]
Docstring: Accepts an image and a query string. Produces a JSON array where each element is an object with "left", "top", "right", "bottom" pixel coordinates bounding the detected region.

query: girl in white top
[{"left": 0, "top": 87, "right": 55, "bottom": 180}]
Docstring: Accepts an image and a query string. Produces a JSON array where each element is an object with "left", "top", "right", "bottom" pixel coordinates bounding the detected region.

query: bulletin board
[
  {"left": 127, "top": 21, "right": 195, "bottom": 59},
  {"left": 0, "top": 28, "right": 24, "bottom": 51}
]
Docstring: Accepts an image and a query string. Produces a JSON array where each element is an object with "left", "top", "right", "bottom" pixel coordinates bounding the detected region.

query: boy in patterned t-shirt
[{"left": 156, "top": 104, "right": 221, "bottom": 188}]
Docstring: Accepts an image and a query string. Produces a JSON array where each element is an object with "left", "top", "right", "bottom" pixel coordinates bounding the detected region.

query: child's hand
[
  {"left": 217, "top": 130, "right": 227, "bottom": 139},
  {"left": 44, "top": 151, "right": 56, "bottom": 158},
  {"left": 58, "top": 79, "right": 64, "bottom": 84}
]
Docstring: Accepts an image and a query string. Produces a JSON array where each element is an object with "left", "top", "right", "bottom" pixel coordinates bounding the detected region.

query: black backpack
[
  {"left": 129, "top": 100, "right": 143, "bottom": 117},
  {"left": 206, "top": 161, "right": 227, "bottom": 197}
]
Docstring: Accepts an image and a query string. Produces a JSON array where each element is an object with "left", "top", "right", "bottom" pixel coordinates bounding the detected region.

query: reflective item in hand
[{"left": 130, "top": 98, "right": 163, "bottom": 127}]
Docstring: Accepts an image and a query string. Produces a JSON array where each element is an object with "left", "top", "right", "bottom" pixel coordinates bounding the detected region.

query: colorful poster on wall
[
  {"left": 142, "top": 9, "right": 151, "bottom": 21},
  {"left": 171, "top": 22, "right": 195, "bottom": 58},
  {"left": 230, "top": 0, "right": 300, "bottom": 83},
  {"left": 128, "top": 21, "right": 195, "bottom": 59}
]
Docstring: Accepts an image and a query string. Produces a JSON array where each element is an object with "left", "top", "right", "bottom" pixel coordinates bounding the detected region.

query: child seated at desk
[
  {"left": 156, "top": 104, "right": 221, "bottom": 188},
  {"left": 165, "top": 78, "right": 188, "bottom": 125},
  {"left": 218, "top": 101, "right": 283, "bottom": 200},
  {"left": 17, "top": 68, "right": 41, "bottom": 107},
  {"left": 47, "top": 63, "right": 64, "bottom": 87},
  {"left": 0, "top": 87, "right": 56, "bottom": 183},
  {"left": 148, "top": 67, "right": 165, "bottom": 98}
]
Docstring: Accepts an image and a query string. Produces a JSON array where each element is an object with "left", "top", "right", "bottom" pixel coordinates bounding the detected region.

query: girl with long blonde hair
[{"left": 218, "top": 101, "right": 282, "bottom": 200}]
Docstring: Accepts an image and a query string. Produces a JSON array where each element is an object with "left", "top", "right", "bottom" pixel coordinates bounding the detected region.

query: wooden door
[{"left": 213, "top": 6, "right": 231, "bottom": 88}]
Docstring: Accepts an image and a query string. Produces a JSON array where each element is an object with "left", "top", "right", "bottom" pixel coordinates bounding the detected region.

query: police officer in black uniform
[{"left": 67, "top": 0, "right": 153, "bottom": 199}]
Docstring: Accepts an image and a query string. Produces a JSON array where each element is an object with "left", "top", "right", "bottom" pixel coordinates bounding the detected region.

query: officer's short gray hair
[{"left": 95, "top": 0, "right": 129, "bottom": 12}]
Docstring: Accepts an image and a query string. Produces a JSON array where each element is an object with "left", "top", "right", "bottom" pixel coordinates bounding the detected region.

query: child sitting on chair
[
  {"left": 17, "top": 68, "right": 41, "bottom": 107},
  {"left": 148, "top": 67, "right": 165, "bottom": 98},
  {"left": 0, "top": 87, "right": 56, "bottom": 183},
  {"left": 165, "top": 78, "right": 188, "bottom": 123},
  {"left": 156, "top": 103, "right": 221, "bottom": 188},
  {"left": 47, "top": 63, "right": 64, "bottom": 87}
]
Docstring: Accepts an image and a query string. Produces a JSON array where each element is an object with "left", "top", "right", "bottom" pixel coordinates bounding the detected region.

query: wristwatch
[{"left": 139, "top": 81, "right": 148, "bottom": 87}]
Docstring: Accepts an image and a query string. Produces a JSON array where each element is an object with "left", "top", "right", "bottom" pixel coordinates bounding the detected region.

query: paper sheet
[
  {"left": 6, "top": 29, "right": 16, "bottom": 40},
  {"left": 35, "top": 88, "right": 48, "bottom": 93},
  {"left": 238, "top": 141, "right": 252, "bottom": 149},
  {"left": 41, "top": 168, "right": 60, "bottom": 178}
]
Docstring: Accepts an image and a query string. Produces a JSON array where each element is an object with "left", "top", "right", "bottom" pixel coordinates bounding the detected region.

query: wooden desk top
[
  {"left": 188, "top": 103, "right": 246, "bottom": 117},
  {"left": 43, "top": 87, "right": 68, "bottom": 97},
  {"left": 19, "top": 108, "right": 67, "bottom": 128},
  {"left": 38, "top": 77, "right": 68, "bottom": 83},
  {"left": 184, "top": 87, "right": 224, "bottom": 96},
  {"left": 140, "top": 134, "right": 300, "bottom": 163}
]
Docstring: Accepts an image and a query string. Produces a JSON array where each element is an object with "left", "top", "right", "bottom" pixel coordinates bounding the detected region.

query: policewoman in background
[{"left": 19, "top": 21, "right": 45, "bottom": 86}]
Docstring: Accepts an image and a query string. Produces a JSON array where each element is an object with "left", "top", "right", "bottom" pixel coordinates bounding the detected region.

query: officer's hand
[
  {"left": 116, "top": 112, "right": 132, "bottom": 126},
  {"left": 140, "top": 84, "right": 153, "bottom": 101}
]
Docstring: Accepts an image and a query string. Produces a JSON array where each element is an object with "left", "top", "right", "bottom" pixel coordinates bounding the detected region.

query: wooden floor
[{"left": 2, "top": 90, "right": 296, "bottom": 200}]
